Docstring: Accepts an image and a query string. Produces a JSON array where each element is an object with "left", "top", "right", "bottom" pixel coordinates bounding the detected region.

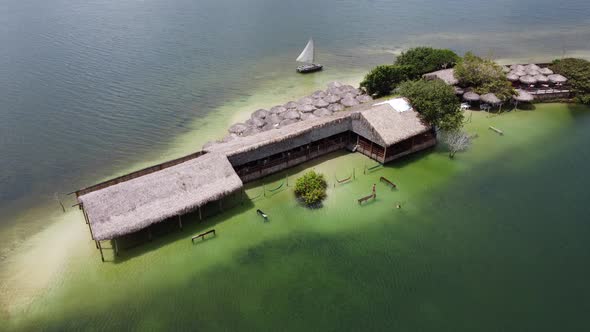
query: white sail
[{"left": 296, "top": 38, "right": 315, "bottom": 64}]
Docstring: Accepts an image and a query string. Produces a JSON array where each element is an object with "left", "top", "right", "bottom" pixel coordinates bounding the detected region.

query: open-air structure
[{"left": 74, "top": 98, "right": 436, "bottom": 261}]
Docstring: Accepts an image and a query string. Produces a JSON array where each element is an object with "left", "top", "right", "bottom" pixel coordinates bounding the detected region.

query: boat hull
[{"left": 297, "top": 64, "right": 323, "bottom": 73}]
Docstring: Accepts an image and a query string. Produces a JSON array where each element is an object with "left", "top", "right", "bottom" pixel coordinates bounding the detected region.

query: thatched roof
[
  {"left": 229, "top": 123, "right": 248, "bottom": 134},
  {"left": 480, "top": 93, "right": 501, "bottom": 105},
  {"left": 341, "top": 96, "right": 360, "bottom": 107},
  {"left": 297, "top": 104, "right": 315, "bottom": 112},
  {"left": 423, "top": 68, "right": 459, "bottom": 85},
  {"left": 327, "top": 103, "right": 345, "bottom": 112},
  {"left": 313, "top": 108, "right": 332, "bottom": 117},
  {"left": 539, "top": 67, "right": 553, "bottom": 75},
  {"left": 507, "top": 73, "right": 520, "bottom": 82},
  {"left": 526, "top": 69, "right": 540, "bottom": 76},
  {"left": 284, "top": 101, "right": 298, "bottom": 109},
  {"left": 325, "top": 94, "right": 341, "bottom": 103},
  {"left": 313, "top": 98, "right": 329, "bottom": 108},
  {"left": 252, "top": 109, "right": 268, "bottom": 119},
  {"left": 79, "top": 153, "right": 243, "bottom": 240},
  {"left": 270, "top": 105, "right": 286, "bottom": 114},
  {"left": 534, "top": 74, "right": 549, "bottom": 83},
  {"left": 454, "top": 86, "right": 465, "bottom": 95},
  {"left": 513, "top": 89, "right": 534, "bottom": 102},
  {"left": 519, "top": 75, "right": 537, "bottom": 84},
  {"left": 548, "top": 74, "right": 567, "bottom": 83},
  {"left": 284, "top": 109, "right": 301, "bottom": 119},
  {"left": 356, "top": 102, "right": 431, "bottom": 147},
  {"left": 513, "top": 70, "right": 527, "bottom": 77},
  {"left": 463, "top": 91, "right": 480, "bottom": 101}
]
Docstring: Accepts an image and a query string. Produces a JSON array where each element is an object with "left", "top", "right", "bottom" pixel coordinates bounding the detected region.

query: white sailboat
[{"left": 296, "top": 38, "right": 323, "bottom": 73}]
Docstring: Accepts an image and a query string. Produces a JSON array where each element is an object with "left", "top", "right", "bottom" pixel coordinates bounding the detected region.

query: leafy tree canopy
[
  {"left": 294, "top": 171, "right": 328, "bottom": 207},
  {"left": 550, "top": 58, "right": 590, "bottom": 104},
  {"left": 455, "top": 52, "right": 515, "bottom": 101},
  {"left": 398, "top": 79, "right": 463, "bottom": 131},
  {"left": 360, "top": 65, "right": 412, "bottom": 97},
  {"left": 395, "top": 47, "right": 460, "bottom": 77}
]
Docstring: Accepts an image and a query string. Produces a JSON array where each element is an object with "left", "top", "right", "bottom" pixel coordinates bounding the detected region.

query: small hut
[
  {"left": 513, "top": 89, "right": 534, "bottom": 108},
  {"left": 229, "top": 123, "right": 249, "bottom": 135},
  {"left": 463, "top": 91, "right": 480, "bottom": 104}
]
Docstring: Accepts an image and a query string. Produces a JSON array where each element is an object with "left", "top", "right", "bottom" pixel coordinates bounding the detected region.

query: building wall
[{"left": 383, "top": 138, "right": 436, "bottom": 163}]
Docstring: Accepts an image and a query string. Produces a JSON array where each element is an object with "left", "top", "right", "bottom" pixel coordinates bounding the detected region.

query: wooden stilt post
[
  {"left": 114, "top": 239, "right": 119, "bottom": 256},
  {"left": 198, "top": 206, "right": 202, "bottom": 221},
  {"left": 219, "top": 199, "right": 223, "bottom": 212},
  {"left": 98, "top": 241, "right": 105, "bottom": 262},
  {"left": 370, "top": 141, "right": 374, "bottom": 159},
  {"left": 241, "top": 188, "right": 245, "bottom": 204},
  {"left": 148, "top": 227, "right": 153, "bottom": 241},
  {"left": 83, "top": 208, "right": 98, "bottom": 248},
  {"left": 178, "top": 215, "right": 183, "bottom": 230}
]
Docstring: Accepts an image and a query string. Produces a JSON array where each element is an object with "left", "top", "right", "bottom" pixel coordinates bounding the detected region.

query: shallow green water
[{"left": 5, "top": 104, "right": 590, "bottom": 331}]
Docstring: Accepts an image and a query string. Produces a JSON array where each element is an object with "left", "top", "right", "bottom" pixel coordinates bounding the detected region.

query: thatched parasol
[
  {"left": 525, "top": 64, "right": 540, "bottom": 71},
  {"left": 300, "top": 112, "right": 318, "bottom": 121},
  {"left": 454, "top": 86, "right": 465, "bottom": 95},
  {"left": 480, "top": 93, "right": 501, "bottom": 105},
  {"left": 526, "top": 69, "right": 540, "bottom": 76},
  {"left": 513, "top": 70, "right": 527, "bottom": 77},
  {"left": 313, "top": 108, "right": 333, "bottom": 117},
  {"left": 279, "top": 118, "right": 299, "bottom": 127},
  {"left": 246, "top": 117, "right": 266, "bottom": 128},
  {"left": 313, "top": 98, "right": 330, "bottom": 108},
  {"left": 463, "top": 91, "right": 480, "bottom": 102},
  {"left": 270, "top": 105, "right": 286, "bottom": 114},
  {"left": 283, "top": 109, "right": 301, "bottom": 119},
  {"left": 296, "top": 103, "right": 315, "bottom": 113},
  {"left": 327, "top": 103, "right": 345, "bottom": 112},
  {"left": 298, "top": 97, "right": 313, "bottom": 105},
  {"left": 515, "top": 64, "right": 526, "bottom": 71},
  {"left": 228, "top": 123, "right": 249, "bottom": 134},
  {"left": 506, "top": 73, "right": 520, "bottom": 82},
  {"left": 513, "top": 89, "right": 534, "bottom": 102},
  {"left": 539, "top": 67, "right": 553, "bottom": 75},
  {"left": 312, "top": 90, "right": 327, "bottom": 99},
  {"left": 327, "top": 87, "right": 344, "bottom": 96},
  {"left": 252, "top": 109, "right": 268, "bottom": 119},
  {"left": 534, "top": 74, "right": 549, "bottom": 83},
  {"left": 241, "top": 126, "right": 261, "bottom": 137},
  {"left": 268, "top": 113, "right": 282, "bottom": 125},
  {"left": 327, "top": 81, "right": 343, "bottom": 89},
  {"left": 502, "top": 66, "right": 511, "bottom": 73},
  {"left": 284, "top": 101, "right": 298, "bottom": 109},
  {"left": 548, "top": 74, "right": 567, "bottom": 83},
  {"left": 356, "top": 95, "right": 373, "bottom": 103},
  {"left": 325, "top": 94, "right": 341, "bottom": 103},
  {"left": 341, "top": 96, "right": 359, "bottom": 107},
  {"left": 519, "top": 75, "right": 537, "bottom": 85}
]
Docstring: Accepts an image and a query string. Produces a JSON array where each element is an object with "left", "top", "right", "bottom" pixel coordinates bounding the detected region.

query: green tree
[
  {"left": 395, "top": 47, "right": 460, "bottom": 77},
  {"left": 398, "top": 79, "right": 463, "bottom": 131},
  {"left": 294, "top": 171, "right": 328, "bottom": 207},
  {"left": 550, "top": 58, "right": 590, "bottom": 104},
  {"left": 360, "top": 65, "right": 412, "bottom": 97},
  {"left": 454, "top": 52, "right": 515, "bottom": 101}
]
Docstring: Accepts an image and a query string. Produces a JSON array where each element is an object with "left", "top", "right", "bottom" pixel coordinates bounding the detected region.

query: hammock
[
  {"left": 367, "top": 164, "right": 382, "bottom": 171},
  {"left": 247, "top": 188, "right": 264, "bottom": 200},
  {"left": 336, "top": 174, "right": 352, "bottom": 183},
  {"left": 267, "top": 181, "right": 285, "bottom": 192}
]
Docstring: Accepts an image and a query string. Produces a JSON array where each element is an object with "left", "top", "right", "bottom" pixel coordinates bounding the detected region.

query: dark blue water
[{"left": 1, "top": 0, "right": 589, "bottom": 223}]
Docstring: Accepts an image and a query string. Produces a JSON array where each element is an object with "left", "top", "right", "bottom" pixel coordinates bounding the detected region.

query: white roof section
[{"left": 373, "top": 97, "right": 412, "bottom": 113}]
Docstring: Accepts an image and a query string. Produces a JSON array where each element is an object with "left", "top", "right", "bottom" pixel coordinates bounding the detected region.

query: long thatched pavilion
[
  {"left": 75, "top": 98, "right": 436, "bottom": 261},
  {"left": 75, "top": 153, "right": 243, "bottom": 261}
]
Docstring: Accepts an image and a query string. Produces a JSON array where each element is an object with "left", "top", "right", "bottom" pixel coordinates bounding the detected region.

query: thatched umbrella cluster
[
  {"left": 507, "top": 63, "right": 558, "bottom": 87},
  {"left": 227, "top": 82, "right": 373, "bottom": 137}
]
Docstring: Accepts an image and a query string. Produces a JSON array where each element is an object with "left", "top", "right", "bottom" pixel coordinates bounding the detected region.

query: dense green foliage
[
  {"left": 395, "top": 47, "right": 460, "bottom": 77},
  {"left": 398, "top": 79, "right": 463, "bottom": 131},
  {"left": 360, "top": 65, "right": 412, "bottom": 97},
  {"left": 294, "top": 171, "right": 328, "bottom": 206},
  {"left": 550, "top": 58, "right": 590, "bottom": 104},
  {"left": 454, "top": 52, "right": 515, "bottom": 101}
]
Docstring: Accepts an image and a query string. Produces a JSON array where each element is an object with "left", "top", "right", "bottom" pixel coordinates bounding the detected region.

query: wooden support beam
[
  {"left": 219, "top": 200, "right": 223, "bottom": 212},
  {"left": 198, "top": 206, "right": 202, "bottom": 220},
  {"left": 114, "top": 239, "right": 119, "bottom": 256},
  {"left": 98, "top": 241, "right": 105, "bottom": 262},
  {"left": 178, "top": 215, "right": 183, "bottom": 230}
]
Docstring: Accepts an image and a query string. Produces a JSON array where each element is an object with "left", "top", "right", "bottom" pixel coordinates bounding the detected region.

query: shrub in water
[{"left": 294, "top": 171, "right": 328, "bottom": 207}]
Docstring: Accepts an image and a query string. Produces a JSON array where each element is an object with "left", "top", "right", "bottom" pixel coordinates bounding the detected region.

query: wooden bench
[
  {"left": 380, "top": 176, "right": 397, "bottom": 189},
  {"left": 358, "top": 194, "right": 376, "bottom": 204},
  {"left": 191, "top": 229, "right": 216, "bottom": 243}
]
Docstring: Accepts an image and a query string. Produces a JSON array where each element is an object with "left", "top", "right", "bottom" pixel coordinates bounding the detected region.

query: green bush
[
  {"left": 398, "top": 79, "right": 463, "bottom": 131},
  {"left": 395, "top": 47, "right": 460, "bottom": 77},
  {"left": 454, "top": 52, "right": 515, "bottom": 101},
  {"left": 550, "top": 58, "right": 590, "bottom": 104},
  {"left": 294, "top": 171, "right": 328, "bottom": 207},
  {"left": 360, "top": 65, "right": 413, "bottom": 97}
]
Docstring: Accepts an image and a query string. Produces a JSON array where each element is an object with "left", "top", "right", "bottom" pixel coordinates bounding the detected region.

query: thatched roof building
[
  {"left": 423, "top": 68, "right": 459, "bottom": 85},
  {"left": 79, "top": 153, "right": 243, "bottom": 241}
]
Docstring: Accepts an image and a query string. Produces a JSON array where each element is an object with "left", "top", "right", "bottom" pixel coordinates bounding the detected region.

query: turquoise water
[{"left": 5, "top": 105, "right": 590, "bottom": 330}]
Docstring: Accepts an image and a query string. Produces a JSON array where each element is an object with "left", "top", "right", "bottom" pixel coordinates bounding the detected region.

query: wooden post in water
[
  {"left": 178, "top": 215, "right": 183, "bottom": 230},
  {"left": 114, "top": 239, "right": 119, "bottom": 256},
  {"left": 219, "top": 199, "right": 223, "bottom": 212},
  {"left": 98, "top": 241, "right": 105, "bottom": 262},
  {"left": 198, "top": 206, "right": 202, "bottom": 221}
]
